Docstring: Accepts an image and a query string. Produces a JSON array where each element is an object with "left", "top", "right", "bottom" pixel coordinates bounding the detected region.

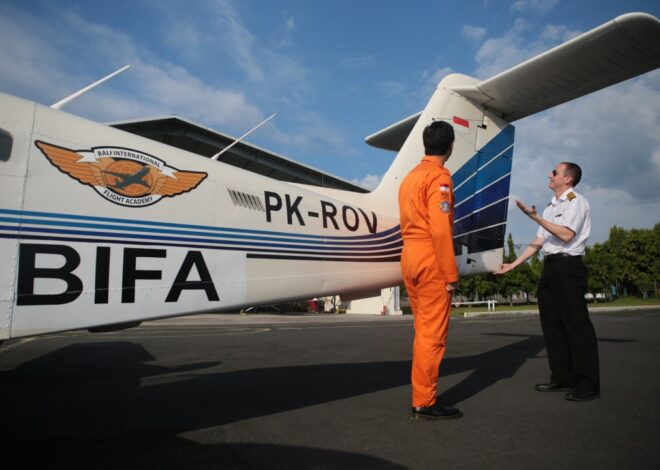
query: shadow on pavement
[
  {"left": 441, "top": 334, "right": 546, "bottom": 406},
  {"left": 4, "top": 437, "right": 409, "bottom": 470},
  {"left": 440, "top": 333, "right": 635, "bottom": 406},
  {"left": 0, "top": 341, "right": 409, "bottom": 437},
  {"left": 0, "top": 333, "right": 635, "bottom": 439}
]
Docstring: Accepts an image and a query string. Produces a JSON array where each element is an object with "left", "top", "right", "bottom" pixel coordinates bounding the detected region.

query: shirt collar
[
  {"left": 551, "top": 187, "right": 576, "bottom": 204},
  {"left": 421, "top": 156, "right": 449, "bottom": 173}
]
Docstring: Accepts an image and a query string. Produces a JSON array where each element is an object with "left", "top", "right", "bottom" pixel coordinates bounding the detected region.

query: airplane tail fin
[
  {"left": 365, "top": 12, "right": 660, "bottom": 274},
  {"left": 366, "top": 73, "right": 514, "bottom": 274}
]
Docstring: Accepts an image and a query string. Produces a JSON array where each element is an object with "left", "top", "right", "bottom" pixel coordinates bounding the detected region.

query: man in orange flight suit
[{"left": 399, "top": 120, "right": 462, "bottom": 420}]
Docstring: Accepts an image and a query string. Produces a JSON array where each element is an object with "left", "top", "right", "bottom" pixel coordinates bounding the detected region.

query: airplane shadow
[
  {"left": 0, "top": 334, "right": 634, "bottom": 439},
  {"left": 4, "top": 437, "right": 409, "bottom": 470}
]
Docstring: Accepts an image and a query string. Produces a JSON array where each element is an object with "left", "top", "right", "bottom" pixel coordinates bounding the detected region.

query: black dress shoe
[
  {"left": 535, "top": 383, "right": 573, "bottom": 392},
  {"left": 411, "top": 404, "right": 462, "bottom": 420},
  {"left": 565, "top": 390, "right": 600, "bottom": 401}
]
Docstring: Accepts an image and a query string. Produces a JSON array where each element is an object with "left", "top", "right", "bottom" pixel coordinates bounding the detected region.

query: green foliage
[
  {"left": 584, "top": 243, "right": 613, "bottom": 299},
  {"left": 447, "top": 225, "right": 658, "bottom": 305},
  {"left": 459, "top": 234, "right": 541, "bottom": 305},
  {"left": 468, "top": 224, "right": 659, "bottom": 303},
  {"left": 583, "top": 224, "right": 659, "bottom": 298},
  {"left": 618, "top": 224, "right": 659, "bottom": 297}
]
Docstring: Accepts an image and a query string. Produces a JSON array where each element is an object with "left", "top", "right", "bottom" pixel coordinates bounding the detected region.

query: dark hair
[
  {"left": 561, "top": 162, "right": 582, "bottom": 186},
  {"left": 423, "top": 121, "right": 455, "bottom": 156}
]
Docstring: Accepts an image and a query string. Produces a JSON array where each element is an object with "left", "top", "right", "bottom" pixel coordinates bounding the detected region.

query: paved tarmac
[{"left": 1, "top": 308, "right": 659, "bottom": 469}]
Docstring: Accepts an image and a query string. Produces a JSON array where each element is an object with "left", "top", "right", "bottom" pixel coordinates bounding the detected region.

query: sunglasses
[{"left": 552, "top": 169, "right": 560, "bottom": 176}]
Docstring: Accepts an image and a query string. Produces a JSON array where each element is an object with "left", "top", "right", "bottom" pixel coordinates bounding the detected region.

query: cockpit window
[{"left": 0, "top": 129, "right": 12, "bottom": 162}]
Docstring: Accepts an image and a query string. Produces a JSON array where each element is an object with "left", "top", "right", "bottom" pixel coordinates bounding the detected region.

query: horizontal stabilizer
[
  {"left": 364, "top": 111, "right": 421, "bottom": 152},
  {"left": 365, "top": 12, "right": 660, "bottom": 151},
  {"left": 452, "top": 12, "right": 660, "bottom": 122}
]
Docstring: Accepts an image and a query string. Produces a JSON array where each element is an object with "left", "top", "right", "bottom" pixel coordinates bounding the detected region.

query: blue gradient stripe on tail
[
  {"left": 453, "top": 199, "right": 508, "bottom": 236},
  {"left": 454, "top": 174, "right": 510, "bottom": 221},
  {"left": 451, "top": 125, "right": 514, "bottom": 241},
  {"left": 0, "top": 208, "right": 402, "bottom": 262},
  {"left": 452, "top": 125, "right": 514, "bottom": 204}
]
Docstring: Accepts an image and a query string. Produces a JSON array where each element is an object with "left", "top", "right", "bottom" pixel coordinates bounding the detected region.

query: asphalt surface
[{"left": 1, "top": 309, "right": 659, "bottom": 469}]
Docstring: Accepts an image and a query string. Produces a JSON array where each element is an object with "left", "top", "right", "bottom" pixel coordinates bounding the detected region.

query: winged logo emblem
[{"left": 35, "top": 141, "right": 208, "bottom": 207}]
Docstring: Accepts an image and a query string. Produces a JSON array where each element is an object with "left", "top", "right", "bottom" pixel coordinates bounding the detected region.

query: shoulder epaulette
[{"left": 567, "top": 192, "right": 576, "bottom": 201}]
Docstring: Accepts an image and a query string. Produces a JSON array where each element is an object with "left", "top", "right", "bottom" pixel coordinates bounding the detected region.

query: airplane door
[{"left": 0, "top": 95, "right": 34, "bottom": 339}]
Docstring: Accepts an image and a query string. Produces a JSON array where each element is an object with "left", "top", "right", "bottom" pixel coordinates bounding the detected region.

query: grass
[
  {"left": 447, "top": 296, "right": 660, "bottom": 316},
  {"left": 401, "top": 296, "right": 660, "bottom": 317}
]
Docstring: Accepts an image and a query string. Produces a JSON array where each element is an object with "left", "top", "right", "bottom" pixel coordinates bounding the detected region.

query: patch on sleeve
[
  {"left": 440, "top": 201, "right": 451, "bottom": 213},
  {"left": 439, "top": 183, "right": 451, "bottom": 201},
  {"left": 567, "top": 192, "right": 576, "bottom": 201}
]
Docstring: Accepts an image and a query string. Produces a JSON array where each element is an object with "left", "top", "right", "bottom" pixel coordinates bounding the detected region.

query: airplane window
[{"left": 0, "top": 129, "right": 12, "bottom": 162}]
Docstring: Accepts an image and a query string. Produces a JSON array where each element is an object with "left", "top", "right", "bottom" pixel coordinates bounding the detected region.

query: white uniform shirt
[{"left": 536, "top": 187, "right": 591, "bottom": 256}]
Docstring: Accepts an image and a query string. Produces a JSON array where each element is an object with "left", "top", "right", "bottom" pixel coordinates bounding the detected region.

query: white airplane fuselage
[{"left": 0, "top": 93, "right": 410, "bottom": 338}]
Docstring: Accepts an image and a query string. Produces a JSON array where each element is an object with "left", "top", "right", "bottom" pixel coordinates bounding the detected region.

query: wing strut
[
  {"left": 51, "top": 65, "right": 131, "bottom": 110},
  {"left": 211, "top": 113, "right": 276, "bottom": 161}
]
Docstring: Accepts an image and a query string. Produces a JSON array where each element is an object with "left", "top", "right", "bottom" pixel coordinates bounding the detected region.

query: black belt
[{"left": 544, "top": 253, "right": 580, "bottom": 260}]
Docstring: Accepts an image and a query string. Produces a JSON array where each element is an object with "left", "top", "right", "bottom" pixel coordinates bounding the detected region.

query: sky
[{"left": 1, "top": 0, "right": 659, "bottom": 247}]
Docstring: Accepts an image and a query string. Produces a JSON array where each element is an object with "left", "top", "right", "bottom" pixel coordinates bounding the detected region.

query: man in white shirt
[{"left": 495, "top": 162, "right": 600, "bottom": 401}]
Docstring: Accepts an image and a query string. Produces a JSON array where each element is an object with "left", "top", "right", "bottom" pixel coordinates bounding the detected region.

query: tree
[
  {"left": 606, "top": 226, "right": 627, "bottom": 296},
  {"left": 584, "top": 243, "right": 612, "bottom": 301},
  {"left": 495, "top": 234, "right": 534, "bottom": 305},
  {"left": 590, "top": 224, "right": 660, "bottom": 298},
  {"left": 622, "top": 226, "right": 659, "bottom": 298}
]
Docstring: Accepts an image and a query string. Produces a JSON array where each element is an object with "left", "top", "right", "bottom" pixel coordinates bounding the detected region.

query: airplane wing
[{"left": 365, "top": 12, "right": 660, "bottom": 151}]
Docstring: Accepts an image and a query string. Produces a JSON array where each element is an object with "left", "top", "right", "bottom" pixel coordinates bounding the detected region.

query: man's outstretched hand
[
  {"left": 493, "top": 263, "right": 515, "bottom": 275},
  {"left": 516, "top": 200, "right": 537, "bottom": 219}
]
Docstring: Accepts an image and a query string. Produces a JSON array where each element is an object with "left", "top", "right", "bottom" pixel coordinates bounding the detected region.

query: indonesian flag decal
[{"left": 452, "top": 116, "right": 470, "bottom": 134}]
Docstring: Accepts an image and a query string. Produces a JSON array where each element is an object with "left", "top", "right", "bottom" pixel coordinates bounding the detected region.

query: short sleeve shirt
[{"left": 536, "top": 188, "right": 591, "bottom": 256}]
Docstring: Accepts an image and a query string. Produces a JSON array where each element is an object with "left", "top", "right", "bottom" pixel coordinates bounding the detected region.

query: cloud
[
  {"left": 205, "top": 0, "right": 265, "bottom": 82},
  {"left": 265, "top": 109, "right": 359, "bottom": 165},
  {"left": 506, "top": 71, "right": 660, "bottom": 244},
  {"left": 0, "top": 5, "right": 266, "bottom": 133},
  {"left": 0, "top": 0, "right": 340, "bottom": 153},
  {"left": 467, "top": 16, "right": 660, "bottom": 244},
  {"left": 419, "top": 66, "right": 454, "bottom": 102},
  {"left": 351, "top": 174, "right": 382, "bottom": 190},
  {"left": 474, "top": 19, "right": 580, "bottom": 78},
  {"left": 516, "top": 72, "right": 660, "bottom": 202},
  {"left": 161, "top": 22, "right": 204, "bottom": 59},
  {"left": 378, "top": 80, "right": 406, "bottom": 96},
  {"left": 272, "top": 16, "right": 296, "bottom": 49},
  {"left": 462, "top": 25, "right": 487, "bottom": 44},
  {"left": 510, "top": 0, "right": 559, "bottom": 14}
]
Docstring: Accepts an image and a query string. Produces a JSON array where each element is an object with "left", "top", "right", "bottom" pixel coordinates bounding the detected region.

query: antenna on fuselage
[
  {"left": 211, "top": 113, "right": 277, "bottom": 161},
  {"left": 50, "top": 65, "right": 131, "bottom": 110}
]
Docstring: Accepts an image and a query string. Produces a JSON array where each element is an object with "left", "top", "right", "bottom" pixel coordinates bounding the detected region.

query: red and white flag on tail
[{"left": 452, "top": 116, "right": 470, "bottom": 134}]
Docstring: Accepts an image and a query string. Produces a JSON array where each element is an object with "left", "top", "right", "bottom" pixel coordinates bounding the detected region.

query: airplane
[
  {"left": 102, "top": 166, "right": 152, "bottom": 192},
  {"left": 0, "top": 12, "right": 658, "bottom": 340}
]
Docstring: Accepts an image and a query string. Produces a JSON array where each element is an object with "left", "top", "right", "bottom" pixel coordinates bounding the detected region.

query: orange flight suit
[{"left": 399, "top": 156, "right": 458, "bottom": 408}]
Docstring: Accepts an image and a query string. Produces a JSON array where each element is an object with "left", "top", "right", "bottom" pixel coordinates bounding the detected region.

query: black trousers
[{"left": 537, "top": 255, "right": 600, "bottom": 392}]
